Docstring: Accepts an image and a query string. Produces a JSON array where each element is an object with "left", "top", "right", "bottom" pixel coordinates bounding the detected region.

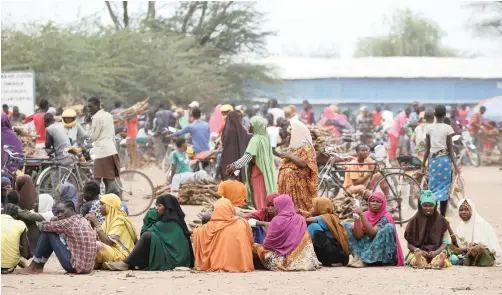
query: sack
[{"left": 312, "top": 230, "right": 349, "bottom": 266}]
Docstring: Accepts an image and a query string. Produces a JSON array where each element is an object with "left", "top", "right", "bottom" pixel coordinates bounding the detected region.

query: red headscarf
[
  {"left": 359, "top": 192, "right": 405, "bottom": 266},
  {"left": 244, "top": 192, "right": 280, "bottom": 222}
]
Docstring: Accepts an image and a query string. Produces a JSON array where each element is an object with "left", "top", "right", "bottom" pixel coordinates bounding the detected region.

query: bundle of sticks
[
  {"left": 154, "top": 184, "right": 171, "bottom": 196},
  {"left": 112, "top": 97, "right": 150, "bottom": 123},
  {"left": 13, "top": 126, "right": 36, "bottom": 155},
  {"left": 177, "top": 179, "right": 220, "bottom": 205},
  {"left": 308, "top": 126, "right": 346, "bottom": 154}
]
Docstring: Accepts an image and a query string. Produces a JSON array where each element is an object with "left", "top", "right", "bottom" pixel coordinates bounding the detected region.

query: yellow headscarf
[{"left": 101, "top": 194, "right": 138, "bottom": 244}]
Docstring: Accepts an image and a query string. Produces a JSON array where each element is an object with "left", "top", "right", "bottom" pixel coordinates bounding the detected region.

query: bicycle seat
[
  {"left": 341, "top": 137, "right": 355, "bottom": 143},
  {"left": 397, "top": 155, "right": 422, "bottom": 167},
  {"left": 193, "top": 150, "right": 215, "bottom": 160},
  {"left": 189, "top": 159, "right": 198, "bottom": 166},
  {"left": 79, "top": 161, "right": 94, "bottom": 168}
]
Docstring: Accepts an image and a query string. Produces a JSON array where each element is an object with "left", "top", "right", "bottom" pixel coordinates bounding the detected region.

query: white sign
[{"left": 1, "top": 71, "right": 36, "bottom": 115}]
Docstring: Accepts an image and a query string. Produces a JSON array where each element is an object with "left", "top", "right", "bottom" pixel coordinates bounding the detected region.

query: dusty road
[{"left": 3, "top": 167, "right": 502, "bottom": 295}]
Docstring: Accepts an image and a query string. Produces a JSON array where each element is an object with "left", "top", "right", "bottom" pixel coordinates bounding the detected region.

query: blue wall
[{"left": 254, "top": 78, "right": 502, "bottom": 105}]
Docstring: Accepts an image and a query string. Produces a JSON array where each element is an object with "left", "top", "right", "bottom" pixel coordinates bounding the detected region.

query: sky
[{"left": 1, "top": 0, "right": 500, "bottom": 58}]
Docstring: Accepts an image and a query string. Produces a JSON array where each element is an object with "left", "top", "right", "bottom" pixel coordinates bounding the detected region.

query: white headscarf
[
  {"left": 37, "top": 194, "right": 55, "bottom": 222},
  {"left": 456, "top": 199, "right": 502, "bottom": 265},
  {"left": 288, "top": 119, "right": 313, "bottom": 149}
]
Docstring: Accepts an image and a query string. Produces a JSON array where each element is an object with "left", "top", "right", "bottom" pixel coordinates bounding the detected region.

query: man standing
[
  {"left": 44, "top": 113, "right": 72, "bottom": 189},
  {"left": 25, "top": 99, "right": 49, "bottom": 155},
  {"left": 372, "top": 106, "right": 382, "bottom": 127},
  {"left": 86, "top": 97, "right": 120, "bottom": 194},
  {"left": 356, "top": 106, "right": 374, "bottom": 145},
  {"left": 388, "top": 107, "right": 411, "bottom": 161},
  {"left": 469, "top": 106, "right": 487, "bottom": 151},
  {"left": 300, "top": 100, "right": 315, "bottom": 125},
  {"left": 10, "top": 106, "right": 26, "bottom": 125},
  {"left": 458, "top": 104, "right": 470, "bottom": 126},
  {"left": 2, "top": 104, "right": 12, "bottom": 117},
  {"left": 152, "top": 104, "right": 177, "bottom": 168},
  {"left": 125, "top": 115, "right": 140, "bottom": 169},
  {"left": 168, "top": 107, "right": 209, "bottom": 154}
]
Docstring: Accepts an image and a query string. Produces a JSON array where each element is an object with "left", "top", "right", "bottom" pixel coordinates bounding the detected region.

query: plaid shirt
[{"left": 42, "top": 215, "right": 97, "bottom": 274}]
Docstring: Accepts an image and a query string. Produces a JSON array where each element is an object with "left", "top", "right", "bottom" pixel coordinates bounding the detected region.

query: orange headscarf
[
  {"left": 217, "top": 180, "right": 247, "bottom": 207},
  {"left": 192, "top": 198, "right": 254, "bottom": 272},
  {"left": 312, "top": 197, "right": 349, "bottom": 254}
]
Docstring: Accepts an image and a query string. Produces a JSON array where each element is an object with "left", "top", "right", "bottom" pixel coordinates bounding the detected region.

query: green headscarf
[
  {"left": 420, "top": 190, "right": 436, "bottom": 205},
  {"left": 244, "top": 116, "right": 277, "bottom": 207}
]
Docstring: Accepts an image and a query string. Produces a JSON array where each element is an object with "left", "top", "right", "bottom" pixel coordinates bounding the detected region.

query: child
[
  {"left": 422, "top": 105, "right": 459, "bottom": 217},
  {"left": 412, "top": 110, "right": 434, "bottom": 161},
  {"left": 80, "top": 181, "right": 104, "bottom": 224},
  {"left": 169, "top": 137, "right": 209, "bottom": 193}
]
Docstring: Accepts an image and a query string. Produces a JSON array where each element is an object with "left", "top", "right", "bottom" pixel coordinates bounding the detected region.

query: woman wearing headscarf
[
  {"left": 105, "top": 195, "right": 194, "bottom": 271},
  {"left": 1, "top": 113, "right": 23, "bottom": 173},
  {"left": 226, "top": 116, "right": 277, "bottom": 210},
  {"left": 15, "top": 175, "right": 37, "bottom": 211},
  {"left": 451, "top": 199, "right": 501, "bottom": 266},
  {"left": 33, "top": 194, "right": 54, "bottom": 222},
  {"left": 192, "top": 198, "right": 254, "bottom": 272},
  {"left": 343, "top": 192, "right": 405, "bottom": 268},
  {"left": 252, "top": 195, "right": 320, "bottom": 271},
  {"left": 85, "top": 194, "right": 138, "bottom": 268},
  {"left": 219, "top": 111, "right": 249, "bottom": 182},
  {"left": 245, "top": 192, "right": 280, "bottom": 243},
  {"left": 52, "top": 183, "right": 79, "bottom": 215},
  {"left": 319, "top": 107, "right": 340, "bottom": 137},
  {"left": 307, "top": 197, "right": 350, "bottom": 266},
  {"left": 277, "top": 120, "right": 318, "bottom": 217},
  {"left": 404, "top": 190, "right": 451, "bottom": 269}
]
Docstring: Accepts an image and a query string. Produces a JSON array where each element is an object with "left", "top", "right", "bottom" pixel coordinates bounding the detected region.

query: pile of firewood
[
  {"left": 177, "top": 179, "right": 220, "bottom": 205},
  {"left": 154, "top": 184, "right": 171, "bottom": 196},
  {"left": 188, "top": 196, "right": 254, "bottom": 230},
  {"left": 13, "top": 126, "right": 36, "bottom": 155},
  {"left": 113, "top": 97, "right": 149, "bottom": 123},
  {"left": 308, "top": 126, "right": 346, "bottom": 154}
]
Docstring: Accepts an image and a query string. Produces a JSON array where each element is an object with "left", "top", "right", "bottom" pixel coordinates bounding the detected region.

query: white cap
[{"left": 188, "top": 101, "right": 199, "bottom": 108}]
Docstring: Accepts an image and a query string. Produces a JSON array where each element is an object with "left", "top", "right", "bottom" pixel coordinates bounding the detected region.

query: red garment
[
  {"left": 458, "top": 109, "right": 469, "bottom": 125},
  {"left": 25, "top": 113, "right": 46, "bottom": 144},
  {"left": 126, "top": 116, "right": 139, "bottom": 139},
  {"left": 301, "top": 110, "right": 313, "bottom": 124},
  {"left": 244, "top": 192, "right": 280, "bottom": 221},
  {"left": 388, "top": 133, "right": 399, "bottom": 160},
  {"left": 372, "top": 111, "right": 382, "bottom": 126},
  {"left": 251, "top": 164, "right": 267, "bottom": 210},
  {"left": 468, "top": 111, "right": 483, "bottom": 135},
  {"left": 41, "top": 215, "right": 98, "bottom": 274}
]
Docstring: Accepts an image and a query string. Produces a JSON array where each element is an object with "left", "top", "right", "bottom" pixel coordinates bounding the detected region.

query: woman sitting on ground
[
  {"left": 15, "top": 175, "right": 37, "bottom": 211},
  {"left": 52, "top": 183, "right": 79, "bottom": 214},
  {"left": 253, "top": 194, "right": 321, "bottom": 271},
  {"left": 105, "top": 194, "right": 195, "bottom": 271},
  {"left": 23, "top": 199, "right": 97, "bottom": 274},
  {"left": 245, "top": 192, "right": 280, "bottom": 243},
  {"left": 404, "top": 190, "right": 451, "bottom": 269},
  {"left": 307, "top": 197, "right": 350, "bottom": 266},
  {"left": 33, "top": 194, "right": 55, "bottom": 222},
  {"left": 192, "top": 198, "right": 254, "bottom": 272},
  {"left": 343, "top": 192, "right": 404, "bottom": 267},
  {"left": 1, "top": 204, "right": 31, "bottom": 274},
  {"left": 216, "top": 173, "right": 248, "bottom": 208},
  {"left": 85, "top": 194, "right": 138, "bottom": 269},
  {"left": 451, "top": 199, "right": 502, "bottom": 266}
]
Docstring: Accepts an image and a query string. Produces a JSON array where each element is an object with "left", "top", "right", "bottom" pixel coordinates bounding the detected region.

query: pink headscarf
[
  {"left": 262, "top": 195, "right": 307, "bottom": 256},
  {"left": 320, "top": 107, "right": 340, "bottom": 137},
  {"left": 360, "top": 192, "right": 405, "bottom": 266},
  {"left": 209, "top": 104, "right": 223, "bottom": 133}
]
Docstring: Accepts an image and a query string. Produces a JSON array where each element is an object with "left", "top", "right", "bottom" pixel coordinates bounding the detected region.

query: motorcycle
[{"left": 453, "top": 130, "right": 480, "bottom": 167}]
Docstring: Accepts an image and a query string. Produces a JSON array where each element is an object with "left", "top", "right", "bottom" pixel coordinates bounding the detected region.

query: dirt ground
[{"left": 3, "top": 167, "right": 502, "bottom": 295}]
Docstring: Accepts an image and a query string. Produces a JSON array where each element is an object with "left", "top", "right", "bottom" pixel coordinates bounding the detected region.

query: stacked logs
[
  {"left": 112, "top": 97, "right": 149, "bottom": 123},
  {"left": 308, "top": 126, "right": 345, "bottom": 154},
  {"left": 154, "top": 184, "right": 171, "bottom": 196},
  {"left": 13, "top": 126, "right": 36, "bottom": 155},
  {"left": 177, "top": 179, "right": 220, "bottom": 205},
  {"left": 331, "top": 195, "right": 368, "bottom": 222}
]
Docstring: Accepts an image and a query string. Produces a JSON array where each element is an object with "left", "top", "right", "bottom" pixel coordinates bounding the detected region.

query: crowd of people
[{"left": 1, "top": 97, "right": 501, "bottom": 275}]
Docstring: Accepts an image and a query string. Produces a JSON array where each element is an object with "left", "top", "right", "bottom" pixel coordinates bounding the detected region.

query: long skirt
[
  {"left": 428, "top": 155, "right": 452, "bottom": 202},
  {"left": 94, "top": 154, "right": 121, "bottom": 179},
  {"left": 250, "top": 165, "right": 266, "bottom": 210}
]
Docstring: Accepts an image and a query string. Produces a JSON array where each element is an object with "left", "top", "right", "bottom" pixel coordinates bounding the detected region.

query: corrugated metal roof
[{"left": 254, "top": 56, "right": 502, "bottom": 80}]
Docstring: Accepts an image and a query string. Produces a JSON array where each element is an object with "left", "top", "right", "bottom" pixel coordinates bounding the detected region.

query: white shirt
[
  {"left": 267, "top": 108, "right": 285, "bottom": 124},
  {"left": 267, "top": 126, "right": 281, "bottom": 148},
  {"left": 88, "top": 109, "right": 117, "bottom": 159},
  {"left": 426, "top": 122, "right": 454, "bottom": 154}
]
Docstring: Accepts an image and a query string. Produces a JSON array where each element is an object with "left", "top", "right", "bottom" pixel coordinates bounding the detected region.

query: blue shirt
[
  {"left": 307, "top": 216, "right": 334, "bottom": 239},
  {"left": 173, "top": 120, "right": 210, "bottom": 153}
]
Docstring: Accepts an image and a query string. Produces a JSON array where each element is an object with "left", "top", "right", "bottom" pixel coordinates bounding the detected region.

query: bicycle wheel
[
  {"left": 372, "top": 172, "right": 421, "bottom": 225},
  {"left": 117, "top": 170, "right": 155, "bottom": 217},
  {"left": 449, "top": 175, "right": 465, "bottom": 209},
  {"left": 317, "top": 172, "right": 341, "bottom": 198},
  {"left": 36, "top": 167, "right": 78, "bottom": 198},
  {"left": 162, "top": 148, "right": 172, "bottom": 172}
]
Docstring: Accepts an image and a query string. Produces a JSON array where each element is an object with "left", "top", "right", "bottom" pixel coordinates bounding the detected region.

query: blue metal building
[{"left": 251, "top": 57, "right": 502, "bottom": 112}]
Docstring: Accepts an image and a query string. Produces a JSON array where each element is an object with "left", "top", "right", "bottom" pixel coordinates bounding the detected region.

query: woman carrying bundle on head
[
  {"left": 85, "top": 194, "right": 137, "bottom": 269},
  {"left": 105, "top": 194, "right": 194, "bottom": 271}
]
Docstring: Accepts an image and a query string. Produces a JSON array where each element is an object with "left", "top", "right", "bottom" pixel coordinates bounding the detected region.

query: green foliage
[
  {"left": 354, "top": 9, "right": 458, "bottom": 57},
  {"left": 1, "top": 2, "right": 275, "bottom": 110}
]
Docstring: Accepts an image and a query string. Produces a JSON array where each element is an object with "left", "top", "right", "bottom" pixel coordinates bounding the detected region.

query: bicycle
[
  {"left": 317, "top": 150, "right": 421, "bottom": 225},
  {"left": 35, "top": 148, "right": 155, "bottom": 217}
]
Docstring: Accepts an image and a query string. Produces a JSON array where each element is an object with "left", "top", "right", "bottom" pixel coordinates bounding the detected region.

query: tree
[
  {"left": 467, "top": 1, "right": 502, "bottom": 38},
  {"left": 354, "top": 9, "right": 458, "bottom": 57}
]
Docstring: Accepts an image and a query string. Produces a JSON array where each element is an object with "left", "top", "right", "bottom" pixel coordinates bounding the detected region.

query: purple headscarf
[
  {"left": 1, "top": 113, "right": 23, "bottom": 170},
  {"left": 262, "top": 194, "right": 307, "bottom": 256}
]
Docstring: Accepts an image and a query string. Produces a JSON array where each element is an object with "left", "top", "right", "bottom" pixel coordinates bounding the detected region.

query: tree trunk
[
  {"left": 123, "top": 1, "right": 129, "bottom": 28},
  {"left": 105, "top": 1, "right": 121, "bottom": 30},
  {"left": 181, "top": 2, "right": 199, "bottom": 34},
  {"left": 147, "top": 1, "right": 156, "bottom": 20}
]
